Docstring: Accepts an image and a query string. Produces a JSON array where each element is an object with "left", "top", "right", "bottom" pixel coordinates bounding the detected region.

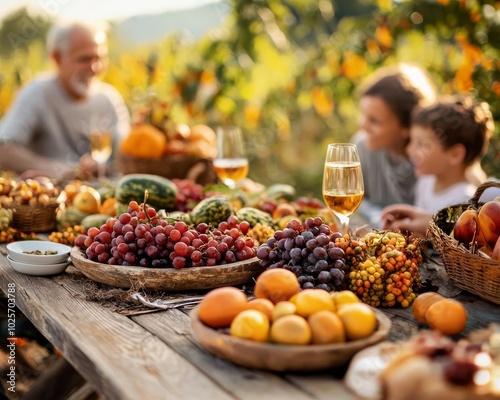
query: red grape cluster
[
  {"left": 172, "top": 178, "right": 206, "bottom": 212},
  {"left": 75, "top": 201, "right": 256, "bottom": 269},
  {"left": 255, "top": 217, "right": 348, "bottom": 292}
]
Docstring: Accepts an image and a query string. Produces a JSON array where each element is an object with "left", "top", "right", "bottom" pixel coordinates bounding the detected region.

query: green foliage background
[{"left": 0, "top": 0, "right": 499, "bottom": 198}]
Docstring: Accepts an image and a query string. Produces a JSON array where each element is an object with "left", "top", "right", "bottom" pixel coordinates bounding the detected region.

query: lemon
[
  {"left": 337, "top": 303, "right": 377, "bottom": 340},
  {"left": 308, "top": 310, "right": 346, "bottom": 344},
  {"left": 270, "top": 314, "right": 311, "bottom": 345},
  {"left": 271, "top": 301, "right": 297, "bottom": 322},
  {"left": 230, "top": 310, "right": 269, "bottom": 342},
  {"left": 295, "top": 289, "right": 335, "bottom": 318},
  {"left": 331, "top": 290, "right": 360, "bottom": 310}
]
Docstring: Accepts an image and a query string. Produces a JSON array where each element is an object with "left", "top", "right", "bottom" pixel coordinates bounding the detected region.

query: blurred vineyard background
[{"left": 0, "top": 0, "right": 499, "bottom": 198}]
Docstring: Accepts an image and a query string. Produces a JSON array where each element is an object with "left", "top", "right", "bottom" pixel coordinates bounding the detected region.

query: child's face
[
  {"left": 359, "top": 96, "right": 408, "bottom": 152},
  {"left": 407, "top": 125, "right": 451, "bottom": 177}
]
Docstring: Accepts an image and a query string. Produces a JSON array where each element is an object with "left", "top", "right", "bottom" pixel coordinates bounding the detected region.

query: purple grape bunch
[{"left": 255, "top": 217, "right": 348, "bottom": 292}]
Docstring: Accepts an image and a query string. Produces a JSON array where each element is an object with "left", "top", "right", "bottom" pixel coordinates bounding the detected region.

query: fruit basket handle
[{"left": 469, "top": 180, "right": 500, "bottom": 204}]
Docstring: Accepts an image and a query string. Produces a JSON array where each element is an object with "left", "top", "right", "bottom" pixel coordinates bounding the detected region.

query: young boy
[{"left": 382, "top": 95, "right": 494, "bottom": 235}]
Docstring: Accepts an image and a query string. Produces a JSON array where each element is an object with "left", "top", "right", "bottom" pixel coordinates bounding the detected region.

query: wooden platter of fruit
[
  {"left": 70, "top": 247, "right": 263, "bottom": 291},
  {"left": 70, "top": 199, "right": 266, "bottom": 291},
  {"left": 189, "top": 269, "right": 392, "bottom": 372},
  {"left": 190, "top": 305, "right": 391, "bottom": 371}
]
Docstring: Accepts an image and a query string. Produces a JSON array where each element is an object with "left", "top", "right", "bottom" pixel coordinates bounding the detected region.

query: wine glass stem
[
  {"left": 338, "top": 214, "right": 350, "bottom": 235},
  {"left": 97, "top": 162, "right": 106, "bottom": 180}
]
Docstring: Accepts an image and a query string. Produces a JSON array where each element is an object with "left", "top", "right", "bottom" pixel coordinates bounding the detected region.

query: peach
[
  {"left": 492, "top": 236, "right": 500, "bottom": 261},
  {"left": 453, "top": 209, "right": 479, "bottom": 246},
  {"left": 272, "top": 203, "right": 297, "bottom": 219},
  {"left": 478, "top": 201, "right": 500, "bottom": 249}
]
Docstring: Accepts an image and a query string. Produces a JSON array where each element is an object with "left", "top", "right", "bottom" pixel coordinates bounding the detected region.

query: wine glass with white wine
[
  {"left": 213, "top": 126, "right": 249, "bottom": 189},
  {"left": 322, "top": 143, "right": 364, "bottom": 235},
  {"left": 89, "top": 130, "right": 112, "bottom": 180}
]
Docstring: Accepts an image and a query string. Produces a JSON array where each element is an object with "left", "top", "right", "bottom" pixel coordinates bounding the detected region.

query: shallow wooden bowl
[
  {"left": 70, "top": 247, "right": 264, "bottom": 291},
  {"left": 190, "top": 306, "right": 391, "bottom": 371}
]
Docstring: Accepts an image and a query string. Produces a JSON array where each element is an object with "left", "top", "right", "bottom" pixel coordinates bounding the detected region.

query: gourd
[
  {"left": 57, "top": 207, "right": 89, "bottom": 230},
  {"left": 265, "top": 183, "right": 296, "bottom": 201},
  {"left": 115, "top": 174, "right": 178, "bottom": 211},
  {"left": 189, "top": 196, "right": 233, "bottom": 226},
  {"left": 119, "top": 124, "right": 166, "bottom": 159},
  {"left": 236, "top": 207, "right": 274, "bottom": 228},
  {"left": 81, "top": 214, "right": 110, "bottom": 230}
]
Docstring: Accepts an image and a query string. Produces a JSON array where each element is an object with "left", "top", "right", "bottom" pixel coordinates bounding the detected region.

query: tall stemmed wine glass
[
  {"left": 213, "top": 126, "right": 249, "bottom": 189},
  {"left": 89, "top": 130, "right": 112, "bottom": 180},
  {"left": 322, "top": 143, "right": 364, "bottom": 235}
]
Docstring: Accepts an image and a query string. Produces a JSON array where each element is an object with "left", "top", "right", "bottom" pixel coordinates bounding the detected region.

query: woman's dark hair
[
  {"left": 360, "top": 64, "right": 437, "bottom": 128},
  {"left": 412, "top": 95, "right": 494, "bottom": 166}
]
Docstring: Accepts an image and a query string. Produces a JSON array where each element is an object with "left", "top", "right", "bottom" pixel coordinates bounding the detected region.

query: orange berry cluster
[{"left": 339, "top": 231, "right": 422, "bottom": 308}]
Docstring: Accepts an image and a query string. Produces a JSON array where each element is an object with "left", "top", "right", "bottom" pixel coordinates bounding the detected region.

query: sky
[{"left": 0, "top": 0, "right": 223, "bottom": 21}]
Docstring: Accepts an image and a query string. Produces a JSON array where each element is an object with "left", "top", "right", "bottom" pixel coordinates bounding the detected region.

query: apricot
[
  {"left": 412, "top": 292, "right": 444, "bottom": 324},
  {"left": 198, "top": 287, "right": 248, "bottom": 328},
  {"left": 254, "top": 268, "right": 300, "bottom": 304},
  {"left": 477, "top": 201, "right": 500, "bottom": 249},
  {"left": 425, "top": 299, "right": 467, "bottom": 336},
  {"left": 453, "top": 209, "right": 479, "bottom": 246},
  {"left": 246, "top": 298, "right": 274, "bottom": 320}
]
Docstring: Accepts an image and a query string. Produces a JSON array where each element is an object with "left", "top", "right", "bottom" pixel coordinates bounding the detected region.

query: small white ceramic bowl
[
  {"left": 6, "top": 241, "right": 71, "bottom": 265},
  {"left": 7, "top": 255, "right": 70, "bottom": 276}
]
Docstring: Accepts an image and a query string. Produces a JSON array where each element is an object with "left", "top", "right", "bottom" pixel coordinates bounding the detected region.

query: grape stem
[{"left": 142, "top": 190, "right": 152, "bottom": 224}]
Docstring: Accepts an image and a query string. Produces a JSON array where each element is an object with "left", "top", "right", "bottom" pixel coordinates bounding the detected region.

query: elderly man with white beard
[{"left": 0, "top": 21, "right": 130, "bottom": 180}]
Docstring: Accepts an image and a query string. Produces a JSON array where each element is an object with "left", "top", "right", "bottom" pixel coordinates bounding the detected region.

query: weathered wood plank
[
  {"left": 132, "top": 309, "right": 316, "bottom": 400},
  {"left": 0, "top": 256, "right": 234, "bottom": 400},
  {"left": 283, "top": 373, "right": 355, "bottom": 400}
]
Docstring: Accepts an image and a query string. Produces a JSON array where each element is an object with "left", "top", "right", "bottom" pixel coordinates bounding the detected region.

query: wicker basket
[
  {"left": 116, "top": 153, "right": 217, "bottom": 185},
  {"left": 11, "top": 202, "right": 61, "bottom": 232},
  {"left": 427, "top": 181, "right": 500, "bottom": 305}
]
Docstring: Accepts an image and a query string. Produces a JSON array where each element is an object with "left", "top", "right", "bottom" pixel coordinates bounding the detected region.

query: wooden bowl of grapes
[{"left": 71, "top": 247, "right": 264, "bottom": 291}]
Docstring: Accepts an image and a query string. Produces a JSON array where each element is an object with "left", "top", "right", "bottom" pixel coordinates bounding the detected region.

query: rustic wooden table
[{"left": 0, "top": 243, "right": 499, "bottom": 400}]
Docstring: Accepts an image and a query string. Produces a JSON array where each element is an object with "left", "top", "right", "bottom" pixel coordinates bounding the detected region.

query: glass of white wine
[
  {"left": 89, "top": 130, "right": 112, "bottom": 180},
  {"left": 322, "top": 143, "right": 364, "bottom": 235},
  {"left": 213, "top": 126, "right": 249, "bottom": 189}
]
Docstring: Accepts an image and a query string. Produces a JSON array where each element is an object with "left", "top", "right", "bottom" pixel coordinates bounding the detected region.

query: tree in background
[{"left": 0, "top": 1, "right": 498, "bottom": 196}]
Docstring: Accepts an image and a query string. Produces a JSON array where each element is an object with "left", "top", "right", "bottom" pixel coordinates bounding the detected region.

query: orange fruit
[
  {"left": 337, "top": 303, "right": 377, "bottom": 340},
  {"left": 270, "top": 314, "right": 312, "bottom": 345},
  {"left": 198, "top": 287, "right": 248, "bottom": 328},
  {"left": 271, "top": 301, "right": 297, "bottom": 321},
  {"left": 425, "top": 299, "right": 467, "bottom": 335},
  {"left": 331, "top": 290, "right": 359, "bottom": 310},
  {"left": 254, "top": 268, "right": 300, "bottom": 304},
  {"left": 246, "top": 298, "right": 274, "bottom": 320},
  {"left": 412, "top": 292, "right": 445, "bottom": 324},
  {"left": 294, "top": 289, "right": 335, "bottom": 318},
  {"left": 308, "top": 311, "right": 346, "bottom": 344},
  {"left": 230, "top": 310, "right": 270, "bottom": 342}
]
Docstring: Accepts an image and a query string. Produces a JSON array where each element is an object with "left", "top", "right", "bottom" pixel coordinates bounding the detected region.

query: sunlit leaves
[
  {"left": 375, "top": 25, "right": 393, "bottom": 49},
  {"left": 341, "top": 52, "right": 368, "bottom": 79},
  {"left": 377, "top": 0, "right": 392, "bottom": 11},
  {"left": 311, "top": 86, "right": 334, "bottom": 117}
]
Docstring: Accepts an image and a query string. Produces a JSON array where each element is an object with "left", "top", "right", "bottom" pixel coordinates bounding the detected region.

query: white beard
[{"left": 70, "top": 74, "right": 94, "bottom": 98}]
